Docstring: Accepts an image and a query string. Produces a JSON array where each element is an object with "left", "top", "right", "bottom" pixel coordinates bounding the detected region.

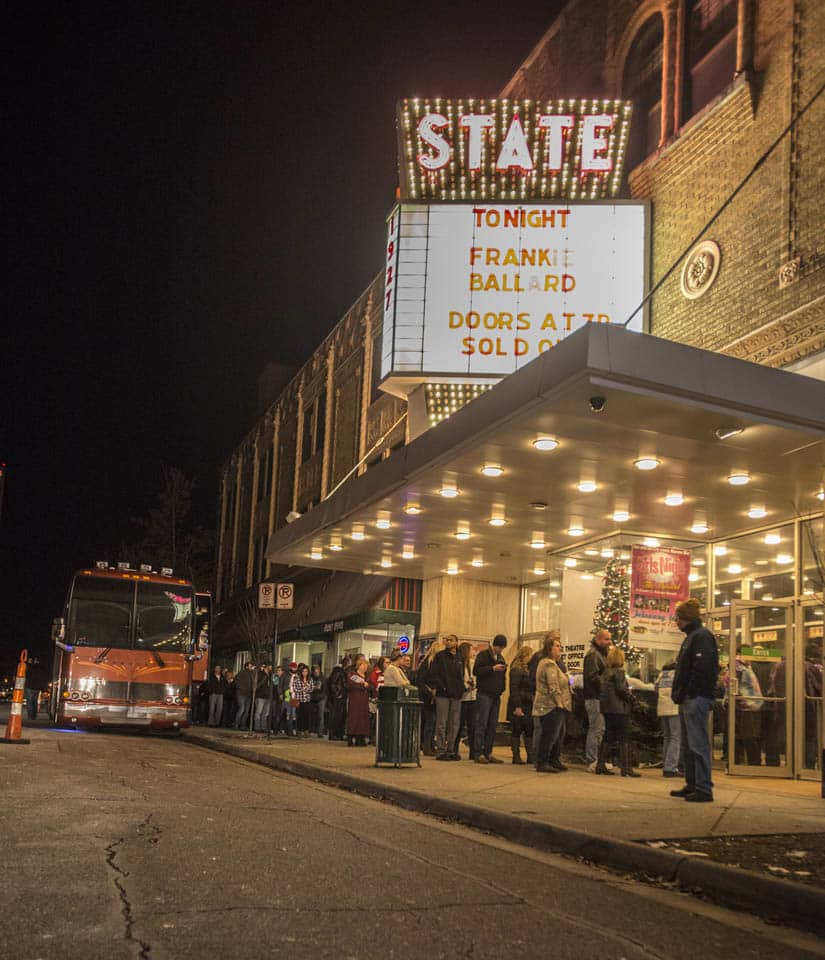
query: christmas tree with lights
[{"left": 593, "top": 557, "right": 639, "bottom": 661}]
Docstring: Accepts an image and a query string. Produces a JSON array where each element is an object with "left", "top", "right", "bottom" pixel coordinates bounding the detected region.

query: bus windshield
[
  {"left": 68, "top": 577, "right": 132, "bottom": 648},
  {"left": 135, "top": 582, "right": 193, "bottom": 652}
]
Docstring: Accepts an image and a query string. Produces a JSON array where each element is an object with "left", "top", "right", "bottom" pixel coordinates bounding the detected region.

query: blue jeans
[
  {"left": 234, "top": 695, "right": 251, "bottom": 729},
  {"left": 474, "top": 692, "right": 500, "bottom": 758},
  {"left": 24, "top": 688, "right": 39, "bottom": 721},
  {"left": 679, "top": 696, "right": 714, "bottom": 795},
  {"left": 285, "top": 703, "right": 297, "bottom": 735},
  {"left": 661, "top": 715, "right": 681, "bottom": 773},
  {"left": 538, "top": 708, "right": 567, "bottom": 765},
  {"left": 254, "top": 697, "right": 271, "bottom": 731},
  {"left": 585, "top": 699, "right": 605, "bottom": 764}
]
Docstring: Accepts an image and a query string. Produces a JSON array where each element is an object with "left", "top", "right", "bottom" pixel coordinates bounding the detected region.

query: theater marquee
[
  {"left": 380, "top": 201, "right": 648, "bottom": 393},
  {"left": 397, "top": 98, "right": 633, "bottom": 202}
]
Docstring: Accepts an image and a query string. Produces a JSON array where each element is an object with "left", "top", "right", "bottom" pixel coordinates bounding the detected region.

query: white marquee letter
[
  {"left": 417, "top": 114, "right": 451, "bottom": 171},
  {"left": 459, "top": 114, "right": 494, "bottom": 170},
  {"left": 581, "top": 114, "right": 614, "bottom": 172},
  {"left": 496, "top": 115, "right": 534, "bottom": 172},
  {"left": 538, "top": 115, "right": 574, "bottom": 171}
]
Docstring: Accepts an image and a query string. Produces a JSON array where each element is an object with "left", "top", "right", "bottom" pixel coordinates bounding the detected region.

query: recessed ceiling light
[
  {"left": 533, "top": 437, "right": 559, "bottom": 451},
  {"left": 440, "top": 482, "right": 459, "bottom": 498},
  {"left": 532, "top": 565, "right": 545, "bottom": 576},
  {"left": 688, "top": 572, "right": 699, "bottom": 582},
  {"left": 404, "top": 503, "right": 422, "bottom": 515},
  {"left": 548, "top": 591, "right": 559, "bottom": 599},
  {"left": 376, "top": 511, "right": 391, "bottom": 529},
  {"left": 564, "top": 557, "right": 577, "bottom": 568},
  {"left": 577, "top": 480, "right": 597, "bottom": 493},
  {"left": 776, "top": 553, "right": 793, "bottom": 564},
  {"left": 690, "top": 522, "right": 709, "bottom": 534},
  {"left": 762, "top": 593, "right": 774, "bottom": 601},
  {"left": 380, "top": 556, "right": 393, "bottom": 569},
  {"left": 445, "top": 561, "right": 459, "bottom": 576},
  {"left": 747, "top": 506, "right": 767, "bottom": 519},
  {"left": 664, "top": 493, "right": 684, "bottom": 506},
  {"left": 530, "top": 534, "right": 545, "bottom": 550},
  {"left": 727, "top": 473, "right": 750, "bottom": 486},
  {"left": 470, "top": 555, "right": 484, "bottom": 568},
  {"left": 754, "top": 559, "right": 769, "bottom": 565},
  {"left": 481, "top": 463, "right": 503, "bottom": 477},
  {"left": 567, "top": 524, "right": 585, "bottom": 537},
  {"left": 692, "top": 558, "right": 706, "bottom": 566},
  {"left": 600, "top": 548, "right": 614, "bottom": 558},
  {"left": 351, "top": 524, "right": 365, "bottom": 541},
  {"left": 764, "top": 532, "right": 781, "bottom": 545},
  {"left": 310, "top": 545, "right": 323, "bottom": 560},
  {"left": 634, "top": 457, "right": 660, "bottom": 471},
  {"left": 329, "top": 537, "right": 343, "bottom": 552},
  {"left": 715, "top": 426, "right": 744, "bottom": 440},
  {"left": 529, "top": 501, "right": 547, "bottom": 511},
  {"left": 753, "top": 581, "right": 764, "bottom": 589},
  {"left": 455, "top": 521, "right": 471, "bottom": 541},
  {"left": 727, "top": 563, "right": 743, "bottom": 574},
  {"left": 817, "top": 489, "right": 825, "bottom": 501},
  {"left": 613, "top": 509, "right": 630, "bottom": 523},
  {"left": 713, "top": 545, "right": 728, "bottom": 556},
  {"left": 642, "top": 537, "right": 660, "bottom": 547},
  {"left": 549, "top": 579, "right": 561, "bottom": 588},
  {"left": 402, "top": 545, "right": 415, "bottom": 559},
  {"left": 488, "top": 516, "right": 507, "bottom": 527},
  {"left": 581, "top": 573, "right": 594, "bottom": 581},
  {"left": 585, "top": 548, "right": 599, "bottom": 556}
]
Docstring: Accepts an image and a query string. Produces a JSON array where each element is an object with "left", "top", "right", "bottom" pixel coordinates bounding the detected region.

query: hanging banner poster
[{"left": 629, "top": 546, "right": 691, "bottom": 648}]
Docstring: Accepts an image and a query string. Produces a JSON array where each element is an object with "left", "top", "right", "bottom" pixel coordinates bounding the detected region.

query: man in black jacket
[
  {"left": 204, "top": 664, "right": 226, "bottom": 727},
  {"left": 669, "top": 599, "right": 719, "bottom": 803},
  {"left": 583, "top": 629, "right": 612, "bottom": 770},
  {"left": 473, "top": 635, "right": 508, "bottom": 763},
  {"left": 430, "top": 634, "right": 465, "bottom": 761}
]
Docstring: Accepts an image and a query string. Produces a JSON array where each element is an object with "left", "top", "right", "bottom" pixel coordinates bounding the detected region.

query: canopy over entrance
[{"left": 266, "top": 325, "right": 825, "bottom": 586}]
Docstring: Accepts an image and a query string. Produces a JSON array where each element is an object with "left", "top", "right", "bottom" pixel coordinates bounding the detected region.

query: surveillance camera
[
  {"left": 286, "top": 510, "right": 302, "bottom": 524},
  {"left": 589, "top": 396, "right": 607, "bottom": 413}
]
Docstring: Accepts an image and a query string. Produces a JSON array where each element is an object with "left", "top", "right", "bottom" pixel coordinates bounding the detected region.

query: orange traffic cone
[{"left": 1, "top": 649, "right": 31, "bottom": 744}]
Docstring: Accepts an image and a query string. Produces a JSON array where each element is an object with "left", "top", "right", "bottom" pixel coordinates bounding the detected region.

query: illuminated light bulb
[
  {"left": 753, "top": 581, "right": 764, "bottom": 589},
  {"left": 600, "top": 548, "right": 614, "bottom": 558},
  {"left": 380, "top": 556, "right": 393, "bottom": 569},
  {"left": 488, "top": 514, "right": 507, "bottom": 527},
  {"left": 455, "top": 522, "right": 471, "bottom": 541},
  {"left": 402, "top": 544, "right": 415, "bottom": 560},
  {"left": 310, "top": 544, "right": 323, "bottom": 561},
  {"left": 532, "top": 564, "right": 545, "bottom": 576},
  {"left": 581, "top": 573, "right": 594, "bottom": 581},
  {"left": 567, "top": 524, "right": 584, "bottom": 537},
  {"left": 713, "top": 545, "right": 728, "bottom": 556},
  {"left": 747, "top": 506, "right": 767, "bottom": 519},
  {"left": 564, "top": 557, "right": 577, "bottom": 568},
  {"left": 549, "top": 579, "right": 561, "bottom": 588},
  {"left": 471, "top": 554, "right": 484, "bottom": 568},
  {"left": 727, "top": 473, "right": 750, "bottom": 486},
  {"left": 817, "top": 489, "right": 825, "bottom": 501},
  {"left": 376, "top": 517, "right": 391, "bottom": 530},
  {"left": 481, "top": 463, "right": 503, "bottom": 477},
  {"left": 585, "top": 548, "right": 599, "bottom": 556},
  {"left": 548, "top": 591, "right": 559, "bottom": 599},
  {"left": 329, "top": 537, "right": 343, "bottom": 552},
  {"left": 530, "top": 533, "right": 545, "bottom": 550},
  {"left": 613, "top": 509, "right": 630, "bottom": 523},
  {"left": 688, "top": 572, "right": 699, "bottom": 582},
  {"left": 404, "top": 503, "right": 422, "bottom": 516},
  {"left": 776, "top": 553, "right": 793, "bottom": 565},
  {"left": 727, "top": 563, "right": 743, "bottom": 575},
  {"left": 634, "top": 457, "right": 660, "bottom": 471},
  {"left": 762, "top": 593, "right": 774, "bottom": 601},
  {"left": 351, "top": 524, "right": 365, "bottom": 541},
  {"left": 641, "top": 537, "right": 659, "bottom": 548},
  {"left": 533, "top": 437, "right": 559, "bottom": 451},
  {"left": 440, "top": 482, "right": 459, "bottom": 498},
  {"left": 446, "top": 561, "right": 459, "bottom": 576},
  {"left": 577, "top": 480, "right": 597, "bottom": 493},
  {"left": 664, "top": 493, "right": 683, "bottom": 506},
  {"left": 690, "top": 522, "right": 709, "bottom": 534},
  {"left": 764, "top": 532, "right": 781, "bottom": 545}
]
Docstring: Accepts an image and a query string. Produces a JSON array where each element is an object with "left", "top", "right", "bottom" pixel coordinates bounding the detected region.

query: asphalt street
[{"left": 2, "top": 726, "right": 824, "bottom": 960}]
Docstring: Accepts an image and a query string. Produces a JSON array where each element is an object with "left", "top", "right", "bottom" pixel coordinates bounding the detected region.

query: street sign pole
[{"left": 267, "top": 609, "right": 279, "bottom": 743}]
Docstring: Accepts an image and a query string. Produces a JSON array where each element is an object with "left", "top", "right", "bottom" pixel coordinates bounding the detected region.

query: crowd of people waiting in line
[{"left": 192, "top": 599, "right": 723, "bottom": 801}]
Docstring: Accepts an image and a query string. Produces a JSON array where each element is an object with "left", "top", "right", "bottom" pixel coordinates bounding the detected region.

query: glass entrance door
[
  {"left": 797, "top": 601, "right": 823, "bottom": 779},
  {"left": 728, "top": 601, "right": 793, "bottom": 776}
]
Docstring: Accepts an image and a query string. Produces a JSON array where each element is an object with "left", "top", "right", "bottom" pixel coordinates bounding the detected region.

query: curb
[{"left": 183, "top": 731, "right": 825, "bottom": 938}]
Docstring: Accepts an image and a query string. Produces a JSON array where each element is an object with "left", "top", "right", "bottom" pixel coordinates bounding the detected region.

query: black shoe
[
  {"left": 550, "top": 762, "right": 568, "bottom": 771},
  {"left": 536, "top": 763, "right": 561, "bottom": 773},
  {"left": 448, "top": 753, "right": 461, "bottom": 761},
  {"left": 685, "top": 791, "right": 713, "bottom": 803},
  {"left": 663, "top": 770, "right": 679, "bottom": 778},
  {"left": 670, "top": 786, "right": 691, "bottom": 797},
  {"left": 487, "top": 755, "right": 503, "bottom": 764},
  {"left": 435, "top": 753, "right": 451, "bottom": 761},
  {"left": 512, "top": 756, "right": 526, "bottom": 765}
]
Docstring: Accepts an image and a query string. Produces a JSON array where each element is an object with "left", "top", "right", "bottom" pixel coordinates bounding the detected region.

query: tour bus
[{"left": 50, "top": 565, "right": 210, "bottom": 731}]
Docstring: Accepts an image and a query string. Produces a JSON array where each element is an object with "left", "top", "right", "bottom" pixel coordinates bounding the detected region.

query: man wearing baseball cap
[
  {"left": 669, "top": 598, "right": 719, "bottom": 803},
  {"left": 473, "top": 634, "right": 508, "bottom": 764}
]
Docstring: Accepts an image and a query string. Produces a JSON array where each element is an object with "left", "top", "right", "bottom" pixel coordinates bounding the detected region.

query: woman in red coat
[{"left": 346, "top": 657, "right": 371, "bottom": 746}]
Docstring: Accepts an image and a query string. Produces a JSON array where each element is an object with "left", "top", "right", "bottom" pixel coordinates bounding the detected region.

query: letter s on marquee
[
  {"left": 417, "top": 114, "right": 450, "bottom": 171},
  {"left": 461, "top": 336, "right": 476, "bottom": 356}
]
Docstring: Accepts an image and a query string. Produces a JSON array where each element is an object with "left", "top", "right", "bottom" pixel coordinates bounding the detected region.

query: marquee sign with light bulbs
[{"left": 397, "top": 98, "right": 633, "bottom": 202}]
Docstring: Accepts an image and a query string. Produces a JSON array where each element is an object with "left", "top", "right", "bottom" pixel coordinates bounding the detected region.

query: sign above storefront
[
  {"left": 629, "top": 546, "right": 691, "bottom": 649},
  {"left": 397, "top": 98, "right": 633, "bottom": 202},
  {"left": 380, "top": 201, "right": 647, "bottom": 393}
]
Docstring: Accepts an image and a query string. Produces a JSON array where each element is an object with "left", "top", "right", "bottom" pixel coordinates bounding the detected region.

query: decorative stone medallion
[{"left": 681, "top": 240, "right": 722, "bottom": 300}]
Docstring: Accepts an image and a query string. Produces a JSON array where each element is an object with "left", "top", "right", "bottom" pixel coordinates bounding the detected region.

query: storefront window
[
  {"left": 520, "top": 575, "right": 563, "bottom": 637},
  {"left": 711, "top": 523, "right": 796, "bottom": 608},
  {"left": 335, "top": 622, "right": 416, "bottom": 665}
]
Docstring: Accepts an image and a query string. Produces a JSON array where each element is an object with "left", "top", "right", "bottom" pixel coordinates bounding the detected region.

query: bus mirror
[{"left": 51, "top": 618, "right": 65, "bottom": 642}]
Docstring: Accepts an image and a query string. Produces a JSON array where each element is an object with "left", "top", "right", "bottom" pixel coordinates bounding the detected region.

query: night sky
[{"left": 3, "top": 1, "right": 563, "bottom": 661}]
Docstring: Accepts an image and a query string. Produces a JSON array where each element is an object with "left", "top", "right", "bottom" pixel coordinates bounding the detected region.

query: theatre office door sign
[{"left": 380, "top": 98, "right": 648, "bottom": 400}]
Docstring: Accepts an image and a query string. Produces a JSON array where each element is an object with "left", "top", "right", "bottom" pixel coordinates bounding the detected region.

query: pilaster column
[
  {"left": 215, "top": 469, "right": 228, "bottom": 604},
  {"left": 736, "top": 0, "right": 755, "bottom": 75},
  {"left": 265, "top": 410, "right": 281, "bottom": 576},
  {"left": 246, "top": 438, "right": 260, "bottom": 587},
  {"left": 661, "top": 0, "right": 679, "bottom": 142},
  {"left": 229, "top": 452, "right": 243, "bottom": 596},
  {"left": 358, "top": 291, "right": 375, "bottom": 475},
  {"left": 321, "top": 344, "right": 335, "bottom": 498},
  {"left": 293, "top": 381, "right": 305, "bottom": 511}
]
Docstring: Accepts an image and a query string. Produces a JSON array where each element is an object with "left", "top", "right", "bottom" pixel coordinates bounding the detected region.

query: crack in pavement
[
  {"left": 104, "top": 814, "right": 157, "bottom": 959},
  {"left": 148, "top": 899, "right": 504, "bottom": 918}
]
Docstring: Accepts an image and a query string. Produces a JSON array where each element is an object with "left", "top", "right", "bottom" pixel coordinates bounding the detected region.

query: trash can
[{"left": 375, "top": 685, "right": 422, "bottom": 767}]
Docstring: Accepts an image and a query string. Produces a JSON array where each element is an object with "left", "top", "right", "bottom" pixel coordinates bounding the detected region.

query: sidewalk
[{"left": 184, "top": 728, "right": 823, "bottom": 842}]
